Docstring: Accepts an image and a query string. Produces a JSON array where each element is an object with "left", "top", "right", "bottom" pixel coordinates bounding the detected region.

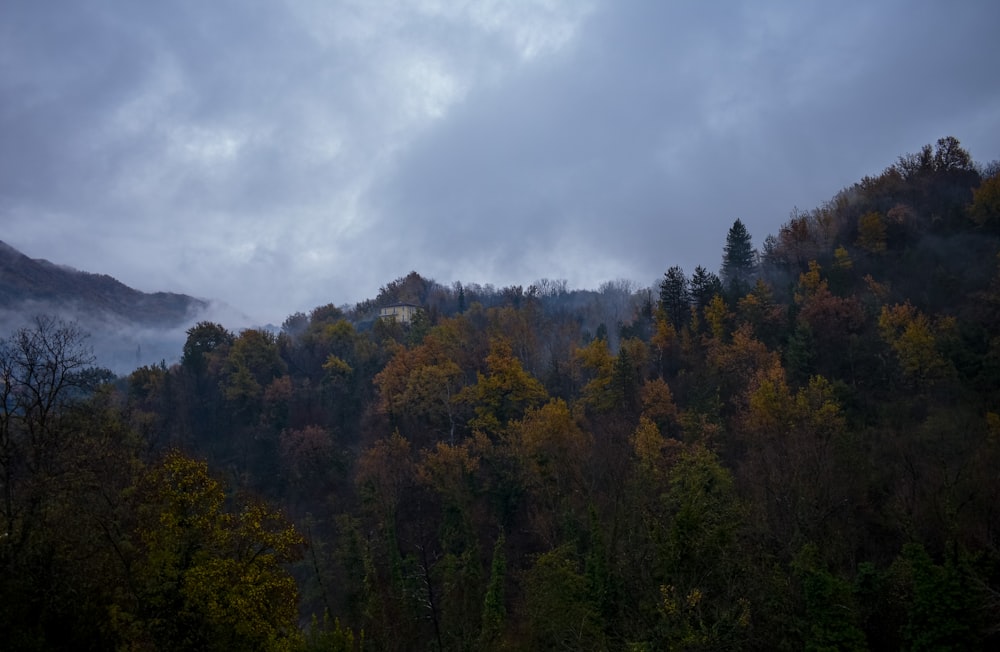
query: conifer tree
[
  {"left": 659, "top": 266, "right": 690, "bottom": 331},
  {"left": 690, "top": 265, "right": 723, "bottom": 311},
  {"left": 479, "top": 532, "right": 507, "bottom": 648},
  {"left": 721, "top": 219, "right": 757, "bottom": 294}
]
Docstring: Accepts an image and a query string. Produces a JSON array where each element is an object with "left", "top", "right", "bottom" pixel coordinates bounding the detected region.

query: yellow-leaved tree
[
  {"left": 878, "top": 302, "right": 954, "bottom": 387},
  {"left": 461, "top": 338, "right": 547, "bottom": 436},
  {"left": 114, "top": 451, "right": 304, "bottom": 652}
]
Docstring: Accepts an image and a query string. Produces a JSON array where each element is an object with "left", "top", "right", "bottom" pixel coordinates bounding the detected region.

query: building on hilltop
[{"left": 378, "top": 302, "right": 420, "bottom": 325}]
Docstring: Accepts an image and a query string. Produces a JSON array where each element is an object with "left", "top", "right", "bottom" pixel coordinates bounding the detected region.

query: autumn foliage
[{"left": 3, "top": 138, "right": 1000, "bottom": 650}]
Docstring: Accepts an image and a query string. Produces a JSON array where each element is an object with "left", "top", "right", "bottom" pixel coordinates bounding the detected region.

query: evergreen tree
[
  {"left": 690, "top": 265, "right": 723, "bottom": 311},
  {"left": 479, "top": 533, "right": 507, "bottom": 648},
  {"left": 721, "top": 219, "right": 757, "bottom": 295},
  {"left": 659, "top": 266, "right": 690, "bottom": 331}
]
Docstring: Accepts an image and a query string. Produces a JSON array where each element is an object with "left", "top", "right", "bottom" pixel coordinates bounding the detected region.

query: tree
[
  {"left": 899, "top": 543, "right": 982, "bottom": 651},
  {"left": 508, "top": 399, "right": 592, "bottom": 547},
  {"left": 690, "top": 265, "right": 723, "bottom": 313},
  {"left": 650, "top": 309, "right": 682, "bottom": 378},
  {"left": 0, "top": 315, "right": 97, "bottom": 544},
  {"left": 521, "top": 545, "right": 606, "bottom": 650},
  {"left": 610, "top": 340, "right": 643, "bottom": 416},
  {"left": 969, "top": 173, "right": 1000, "bottom": 228},
  {"left": 279, "top": 425, "right": 335, "bottom": 495},
  {"left": 221, "top": 329, "right": 287, "bottom": 417},
  {"left": 896, "top": 143, "right": 934, "bottom": 179},
  {"left": 373, "top": 324, "right": 469, "bottom": 445},
  {"left": 0, "top": 319, "right": 132, "bottom": 650},
  {"left": 659, "top": 266, "right": 690, "bottom": 331},
  {"left": 280, "top": 312, "right": 309, "bottom": 338},
  {"left": 574, "top": 335, "right": 617, "bottom": 413},
  {"left": 181, "top": 321, "right": 234, "bottom": 376},
  {"left": 117, "top": 451, "right": 304, "bottom": 651},
  {"left": 932, "top": 135, "right": 973, "bottom": 173},
  {"left": 623, "top": 442, "right": 750, "bottom": 650},
  {"left": 791, "top": 544, "right": 867, "bottom": 651},
  {"left": 742, "top": 374, "right": 863, "bottom": 563},
  {"left": 878, "top": 302, "right": 952, "bottom": 387},
  {"left": 856, "top": 211, "right": 887, "bottom": 253},
  {"left": 736, "top": 279, "right": 786, "bottom": 348},
  {"left": 356, "top": 432, "right": 414, "bottom": 533},
  {"left": 793, "top": 262, "right": 866, "bottom": 379},
  {"left": 721, "top": 219, "right": 757, "bottom": 294},
  {"left": 378, "top": 271, "right": 432, "bottom": 306},
  {"left": 462, "top": 339, "right": 547, "bottom": 436},
  {"left": 704, "top": 294, "right": 732, "bottom": 342},
  {"left": 478, "top": 532, "right": 507, "bottom": 649},
  {"left": 640, "top": 377, "right": 679, "bottom": 435}
]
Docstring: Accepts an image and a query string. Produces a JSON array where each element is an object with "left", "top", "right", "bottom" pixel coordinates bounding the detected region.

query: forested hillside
[
  {"left": 0, "top": 240, "right": 207, "bottom": 326},
  {"left": 0, "top": 240, "right": 214, "bottom": 372},
  {"left": 3, "top": 137, "right": 1000, "bottom": 650}
]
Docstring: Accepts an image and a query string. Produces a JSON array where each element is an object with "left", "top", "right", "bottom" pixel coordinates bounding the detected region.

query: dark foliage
[{"left": 4, "top": 137, "right": 1000, "bottom": 650}]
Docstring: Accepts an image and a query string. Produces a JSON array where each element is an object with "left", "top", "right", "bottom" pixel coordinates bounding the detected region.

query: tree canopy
[{"left": 4, "top": 137, "right": 1000, "bottom": 650}]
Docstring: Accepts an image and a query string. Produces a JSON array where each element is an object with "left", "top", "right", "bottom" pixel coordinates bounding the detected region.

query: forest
[{"left": 2, "top": 136, "right": 1000, "bottom": 650}]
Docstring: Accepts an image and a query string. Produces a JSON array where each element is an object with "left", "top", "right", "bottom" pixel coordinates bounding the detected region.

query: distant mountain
[
  {"left": 0, "top": 240, "right": 207, "bottom": 326},
  {"left": 0, "top": 240, "right": 225, "bottom": 373}
]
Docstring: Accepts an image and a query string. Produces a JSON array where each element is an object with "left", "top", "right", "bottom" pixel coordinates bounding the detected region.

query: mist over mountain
[
  {"left": 0, "top": 239, "right": 243, "bottom": 373},
  {"left": 0, "top": 239, "right": 207, "bottom": 323}
]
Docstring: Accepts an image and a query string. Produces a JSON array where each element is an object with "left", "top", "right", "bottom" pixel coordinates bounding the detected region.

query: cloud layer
[{"left": 3, "top": 0, "right": 998, "bottom": 323}]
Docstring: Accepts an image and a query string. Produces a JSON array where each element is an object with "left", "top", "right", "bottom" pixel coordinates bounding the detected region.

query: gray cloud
[{"left": 2, "top": 0, "right": 998, "bottom": 324}]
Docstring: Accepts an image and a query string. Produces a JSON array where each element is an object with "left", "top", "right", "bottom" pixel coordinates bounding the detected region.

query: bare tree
[{"left": 0, "top": 315, "right": 96, "bottom": 542}]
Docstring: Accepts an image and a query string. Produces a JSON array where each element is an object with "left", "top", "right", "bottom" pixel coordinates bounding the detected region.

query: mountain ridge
[{"left": 0, "top": 239, "right": 208, "bottom": 327}]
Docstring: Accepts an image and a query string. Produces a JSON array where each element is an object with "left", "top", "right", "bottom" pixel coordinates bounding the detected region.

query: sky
[{"left": 3, "top": 1, "right": 999, "bottom": 325}]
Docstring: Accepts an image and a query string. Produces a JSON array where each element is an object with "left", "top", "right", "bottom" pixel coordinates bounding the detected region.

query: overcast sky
[{"left": 3, "top": 1, "right": 999, "bottom": 325}]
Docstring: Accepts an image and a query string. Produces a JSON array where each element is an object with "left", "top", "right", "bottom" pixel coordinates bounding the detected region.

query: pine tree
[
  {"left": 690, "top": 265, "right": 723, "bottom": 311},
  {"left": 721, "top": 219, "right": 757, "bottom": 295},
  {"left": 659, "top": 266, "right": 690, "bottom": 331}
]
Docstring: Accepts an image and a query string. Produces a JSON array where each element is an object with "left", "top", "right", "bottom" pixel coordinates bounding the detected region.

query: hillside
[
  {"left": 0, "top": 240, "right": 221, "bottom": 372},
  {"left": 3, "top": 137, "right": 1000, "bottom": 650},
  {"left": 0, "top": 240, "right": 206, "bottom": 326}
]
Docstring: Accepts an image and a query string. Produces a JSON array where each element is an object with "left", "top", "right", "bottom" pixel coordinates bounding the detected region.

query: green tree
[
  {"left": 610, "top": 341, "right": 642, "bottom": 415},
  {"left": 659, "top": 265, "right": 690, "bottom": 331},
  {"left": 791, "top": 544, "right": 866, "bottom": 652},
  {"left": 690, "top": 264, "right": 724, "bottom": 313},
  {"left": 182, "top": 321, "right": 234, "bottom": 376},
  {"left": 479, "top": 532, "right": 507, "bottom": 649},
  {"left": 721, "top": 219, "right": 757, "bottom": 295},
  {"left": 522, "top": 545, "right": 606, "bottom": 651},
  {"left": 415, "top": 441, "right": 485, "bottom": 649},
  {"left": 621, "top": 443, "right": 751, "bottom": 650},
  {"left": 302, "top": 613, "right": 356, "bottom": 652},
  {"left": 899, "top": 543, "right": 981, "bottom": 651}
]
